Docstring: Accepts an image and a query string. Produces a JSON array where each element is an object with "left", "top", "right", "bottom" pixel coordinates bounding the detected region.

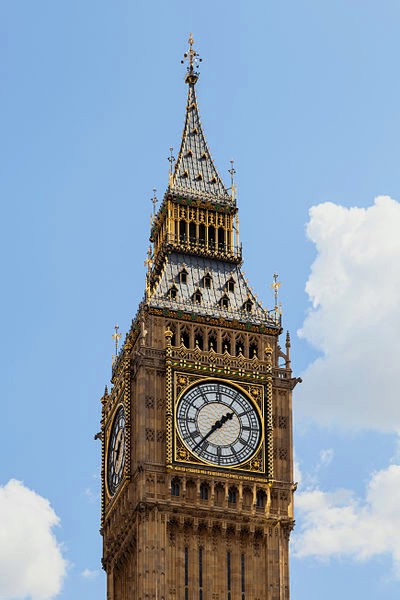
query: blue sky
[{"left": 2, "top": 1, "right": 400, "bottom": 599}]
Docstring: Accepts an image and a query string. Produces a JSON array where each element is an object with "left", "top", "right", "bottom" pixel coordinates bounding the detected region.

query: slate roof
[
  {"left": 169, "top": 82, "right": 232, "bottom": 205},
  {"left": 149, "top": 253, "right": 279, "bottom": 328}
]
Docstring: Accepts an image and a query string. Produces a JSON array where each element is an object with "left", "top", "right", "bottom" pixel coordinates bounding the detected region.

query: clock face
[
  {"left": 176, "top": 381, "right": 261, "bottom": 467},
  {"left": 107, "top": 405, "right": 126, "bottom": 496}
]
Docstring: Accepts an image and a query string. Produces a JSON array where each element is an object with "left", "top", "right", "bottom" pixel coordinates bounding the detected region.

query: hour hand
[{"left": 193, "top": 411, "right": 234, "bottom": 451}]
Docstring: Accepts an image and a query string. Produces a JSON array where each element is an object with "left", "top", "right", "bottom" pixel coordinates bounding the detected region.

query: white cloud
[
  {"left": 293, "top": 464, "right": 400, "bottom": 575},
  {"left": 298, "top": 196, "right": 400, "bottom": 432},
  {"left": 84, "top": 487, "right": 97, "bottom": 503},
  {"left": 0, "top": 479, "right": 67, "bottom": 600},
  {"left": 294, "top": 458, "right": 303, "bottom": 487},
  {"left": 317, "top": 448, "right": 334, "bottom": 469},
  {"left": 81, "top": 568, "right": 99, "bottom": 580}
]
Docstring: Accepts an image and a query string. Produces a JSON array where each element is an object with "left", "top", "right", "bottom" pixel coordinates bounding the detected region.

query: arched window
[
  {"left": 208, "top": 330, "right": 217, "bottom": 351},
  {"left": 189, "top": 222, "right": 196, "bottom": 243},
  {"left": 180, "top": 327, "right": 190, "bottom": 348},
  {"left": 179, "top": 220, "right": 186, "bottom": 242},
  {"left": 222, "top": 333, "right": 231, "bottom": 354},
  {"left": 249, "top": 338, "right": 258, "bottom": 358},
  {"left": 200, "top": 483, "right": 209, "bottom": 500},
  {"left": 171, "top": 478, "right": 180, "bottom": 497},
  {"left": 256, "top": 489, "right": 266, "bottom": 508},
  {"left": 199, "top": 223, "right": 206, "bottom": 247},
  {"left": 194, "top": 328, "right": 204, "bottom": 350},
  {"left": 208, "top": 225, "right": 215, "bottom": 248},
  {"left": 218, "top": 227, "right": 224, "bottom": 249},
  {"left": 235, "top": 335, "right": 245, "bottom": 356},
  {"left": 166, "top": 324, "right": 176, "bottom": 346},
  {"left": 228, "top": 486, "right": 237, "bottom": 504}
]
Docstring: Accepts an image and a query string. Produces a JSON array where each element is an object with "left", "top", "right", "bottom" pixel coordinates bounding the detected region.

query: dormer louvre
[
  {"left": 226, "top": 277, "right": 235, "bottom": 292},
  {"left": 179, "top": 268, "right": 188, "bottom": 284}
]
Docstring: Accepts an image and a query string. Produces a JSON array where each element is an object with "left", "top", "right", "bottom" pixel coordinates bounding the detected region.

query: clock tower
[{"left": 100, "top": 36, "right": 299, "bottom": 600}]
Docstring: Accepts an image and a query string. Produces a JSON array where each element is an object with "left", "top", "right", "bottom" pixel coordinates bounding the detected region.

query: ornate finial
[
  {"left": 151, "top": 188, "right": 158, "bottom": 216},
  {"left": 165, "top": 327, "right": 173, "bottom": 343},
  {"left": 271, "top": 273, "right": 281, "bottom": 309},
  {"left": 168, "top": 147, "right": 176, "bottom": 186},
  {"left": 228, "top": 160, "right": 236, "bottom": 201},
  {"left": 104, "top": 385, "right": 108, "bottom": 397},
  {"left": 144, "top": 245, "right": 153, "bottom": 269},
  {"left": 144, "top": 246, "right": 153, "bottom": 299},
  {"left": 112, "top": 324, "right": 121, "bottom": 365},
  {"left": 181, "top": 33, "right": 202, "bottom": 85},
  {"left": 265, "top": 344, "right": 273, "bottom": 359},
  {"left": 271, "top": 273, "right": 281, "bottom": 325},
  {"left": 285, "top": 330, "right": 291, "bottom": 370}
]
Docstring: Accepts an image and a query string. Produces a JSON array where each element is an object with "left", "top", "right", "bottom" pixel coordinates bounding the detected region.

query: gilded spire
[{"left": 170, "top": 35, "right": 232, "bottom": 205}]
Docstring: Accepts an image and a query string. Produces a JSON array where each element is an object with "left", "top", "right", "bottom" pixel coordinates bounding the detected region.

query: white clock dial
[{"left": 176, "top": 381, "right": 261, "bottom": 466}]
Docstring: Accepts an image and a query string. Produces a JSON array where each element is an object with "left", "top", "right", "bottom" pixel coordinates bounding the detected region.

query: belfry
[{"left": 100, "top": 35, "right": 298, "bottom": 599}]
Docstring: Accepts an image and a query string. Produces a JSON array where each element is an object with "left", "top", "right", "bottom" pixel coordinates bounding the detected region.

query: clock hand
[
  {"left": 115, "top": 439, "right": 122, "bottom": 462},
  {"left": 193, "top": 412, "right": 234, "bottom": 451}
]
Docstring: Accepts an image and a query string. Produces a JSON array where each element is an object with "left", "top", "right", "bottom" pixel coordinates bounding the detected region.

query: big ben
[{"left": 100, "top": 35, "right": 299, "bottom": 600}]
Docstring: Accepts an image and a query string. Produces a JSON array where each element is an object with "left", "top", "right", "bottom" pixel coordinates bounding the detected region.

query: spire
[{"left": 170, "top": 35, "right": 232, "bottom": 205}]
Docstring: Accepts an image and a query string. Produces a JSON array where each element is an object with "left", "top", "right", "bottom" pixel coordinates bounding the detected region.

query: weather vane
[
  {"left": 228, "top": 160, "right": 236, "bottom": 201},
  {"left": 181, "top": 33, "right": 202, "bottom": 84},
  {"left": 168, "top": 147, "right": 175, "bottom": 185},
  {"left": 112, "top": 324, "right": 121, "bottom": 365}
]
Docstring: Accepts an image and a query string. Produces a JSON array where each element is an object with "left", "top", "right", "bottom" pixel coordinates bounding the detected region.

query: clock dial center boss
[{"left": 176, "top": 380, "right": 262, "bottom": 467}]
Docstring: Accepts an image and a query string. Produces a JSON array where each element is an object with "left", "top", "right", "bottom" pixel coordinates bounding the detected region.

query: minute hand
[{"left": 193, "top": 412, "right": 234, "bottom": 452}]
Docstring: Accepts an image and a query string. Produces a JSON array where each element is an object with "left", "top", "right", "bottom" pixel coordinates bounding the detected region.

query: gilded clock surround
[
  {"left": 99, "top": 36, "right": 299, "bottom": 600},
  {"left": 172, "top": 373, "right": 266, "bottom": 473}
]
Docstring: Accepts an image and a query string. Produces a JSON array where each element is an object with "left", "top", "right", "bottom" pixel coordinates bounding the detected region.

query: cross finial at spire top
[{"left": 181, "top": 33, "right": 202, "bottom": 85}]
